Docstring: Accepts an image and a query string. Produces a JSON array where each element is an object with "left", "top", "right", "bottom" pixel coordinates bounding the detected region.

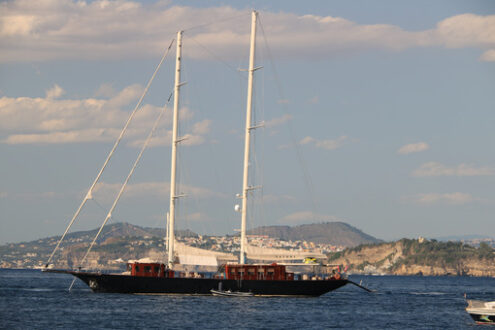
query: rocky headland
[{"left": 328, "top": 238, "right": 495, "bottom": 276}]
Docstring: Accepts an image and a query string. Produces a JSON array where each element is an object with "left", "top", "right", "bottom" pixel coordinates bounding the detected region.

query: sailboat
[{"left": 45, "top": 11, "right": 349, "bottom": 296}]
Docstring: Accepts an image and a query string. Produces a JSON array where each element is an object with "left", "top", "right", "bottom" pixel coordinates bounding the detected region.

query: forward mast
[{"left": 240, "top": 10, "right": 259, "bottom": 264}]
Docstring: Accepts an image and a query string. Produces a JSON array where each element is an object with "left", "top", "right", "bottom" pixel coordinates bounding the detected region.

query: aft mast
[
  {"left": 168, "top": 30, "right": 184, "bottom": 269},
  {"left": 240, "top": 11, "right": 258, "bottom": 265}
]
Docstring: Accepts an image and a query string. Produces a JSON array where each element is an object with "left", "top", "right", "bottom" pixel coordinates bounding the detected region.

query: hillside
[
  {"left": 329, "top": 238, "right": 495, "bottom": 276},
  {"left": 0, "top": 223, "right": 196, "bottom": 269},
  {"left": 248, "top": 222, "right": 380, "bottom": 247},
  {"left": 58, "top": 222, "right": 197, "bottom": 243},
  {"left": 1, "top": 221, "right": 372, "bottom": 269}
]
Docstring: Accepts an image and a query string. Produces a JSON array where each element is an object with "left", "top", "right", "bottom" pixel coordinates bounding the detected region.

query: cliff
[{"left": 329, "top": 238, "right": 495, "bottom": 276}]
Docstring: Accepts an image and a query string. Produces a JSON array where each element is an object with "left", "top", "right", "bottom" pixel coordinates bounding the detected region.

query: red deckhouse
[{"left": 225, "top": 264, "right": 294, "bottom": 281}]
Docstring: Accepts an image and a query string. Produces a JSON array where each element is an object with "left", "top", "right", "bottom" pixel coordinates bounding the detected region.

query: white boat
[
  {"left": 210, "top": 289, "right": 254, "bottom": 297},
  {"left": 466, "top": 299, "right": 495, "bottom": 324}
]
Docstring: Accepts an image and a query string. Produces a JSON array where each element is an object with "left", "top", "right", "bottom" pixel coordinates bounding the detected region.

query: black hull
[{"left": 55, "top": 270, "right": 348, "bottom": 296}]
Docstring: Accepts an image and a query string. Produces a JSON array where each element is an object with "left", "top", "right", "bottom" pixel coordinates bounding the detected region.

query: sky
[{"left": 1, "top": 0, "right": 495, "bottom": 244}]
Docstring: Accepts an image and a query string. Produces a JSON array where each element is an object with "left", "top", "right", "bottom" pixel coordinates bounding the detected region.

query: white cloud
[
  {"left": 0, "top": 84, "right": 210, "bottom": 146},
  {"left": 404, "top": 192, "right": 474, "bottom": 205},
  {"left": 46, "top": 84, "right": 65, "bottom": 99},
  {"left": 265, "top": 114, "right": 292, "bottom": 128},
  {"left": 412, "top": 162, "right": 495, "bottom": 177},
  {"left": 397, "top": 142, "right": 429, "bottom": 155},
  {"left": 192, "top": 119, "right": 211, "bottom": 135},
  {"left": 280, "top": 211, "right": 341, "bottom": 224},
  {"left": 1, "top": 2, "right": 494, "bottom": 62},
  {"left": 480, "top": 49, "right": 495, "bottom": 62},
  {"left": 299, "top": 136, "right": 314, "bottom": 145},
  {"left": 1, "top": 83, "right": 141, "bottom": 132},
  {"left": 92, "top": 181, "right": 227, "bottom": 202},
  {"left": 3, "top": 128, "right": 121, "bottom": 144},
  {"left": 300, "top": 135, "right": 348, "bottom": 150},
  {"left": 434, "top": 14, "right": 495, "bottom": 49},
  {"left": 94, "top": 83, "right": 118, "bottom": 98}
]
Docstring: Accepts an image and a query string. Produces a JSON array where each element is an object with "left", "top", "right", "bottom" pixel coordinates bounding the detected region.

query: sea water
[{"left": 1, "top": 269, "right": 493, "bottom": 329}]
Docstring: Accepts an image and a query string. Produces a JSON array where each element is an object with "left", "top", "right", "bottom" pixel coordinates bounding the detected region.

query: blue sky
[{"left": 1, "top": 0, "right": 495, "bottom": 244}]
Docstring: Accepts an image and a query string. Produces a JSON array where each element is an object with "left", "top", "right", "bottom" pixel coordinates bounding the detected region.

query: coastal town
[{"left": 0, "top": 233, "right": 346, "bottom": 269}]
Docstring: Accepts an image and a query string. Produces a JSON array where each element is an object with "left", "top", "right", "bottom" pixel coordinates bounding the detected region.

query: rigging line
[
  {"left": 258, "top": 18, "right": 318, "bottom": 222},
  {"left": 74, "top": 93, "right": 172, "bottom": 276},
  {"left": 257, "top": 51, "right": 266, "bottom": 229},
  {"left": 183, "top": 11, "right": 249, "bottom": 34},
  {"left": 45, "top": 38, "right": 175, "bottom": 268},
  {"left": 92, "top": 198, "right": 130, "bottom": 225},
  {"left": 91, "top": 198, "right": 108, "bottom": 215},
  {"left": 176, "top": 149, "right": 193, "bottom": 234},
  {"left": 187, "top": 36, "right": 246, "bottom": 78},
  {"left": 91, "top": 197, "right": 134, "bottom": 231}
]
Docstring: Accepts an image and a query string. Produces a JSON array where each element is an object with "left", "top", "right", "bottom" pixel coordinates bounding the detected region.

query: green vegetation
[
  {"left": 356, "top": 261, "right": 371, "bottom": 271},
  {"left": 393, "top": 238, "right": 492, "bottom": 270},
  {"left": 327, "top": 242, "right": 378, "bottom": 261},
  {"left": 327, "top": 251, "right": 343, "bottom": 262},
  {"left": 328, "top": 238, "right": 495, "bottom": 274}
]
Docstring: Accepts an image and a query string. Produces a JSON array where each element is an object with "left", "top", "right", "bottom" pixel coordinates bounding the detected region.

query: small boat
[
  {"left": 466, "top": 299, "right": 495, "bottom": 324},
  {"left": 210, "top": 289, "right": 254, "bottom": 297}
]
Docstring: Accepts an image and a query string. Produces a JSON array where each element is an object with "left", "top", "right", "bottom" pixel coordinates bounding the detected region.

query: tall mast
[
  {"left": 168, "top": 30, "right": 183, "bottom": 268},
  {"left": 240, "top": 11, "right": 258, "bottom": 265}
]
